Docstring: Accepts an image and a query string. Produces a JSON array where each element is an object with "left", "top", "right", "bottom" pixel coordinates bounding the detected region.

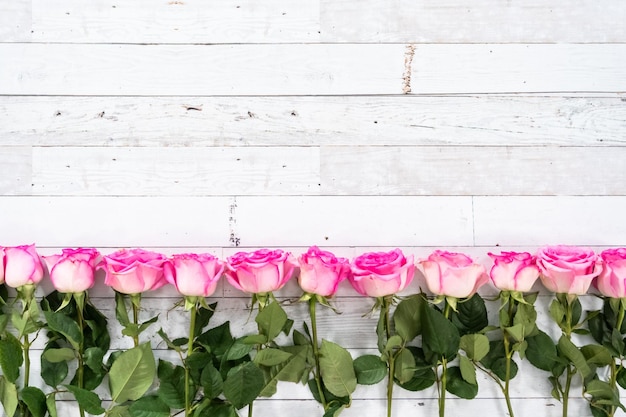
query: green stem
[
  {"left": 132, "top": 296, "right": 140, "bottom": 347},
  {"left": 563, "top": 365, "right": 573, "bottom": 417},
  {"left": 382, "top": 296, "right": 393, "bottom": 417},
  {"left": 77, "top": 297, "right": 86, "bottom": 417},
  {"left": 309, "top": 298, "right": 328, "bottom": 410},
  {"left": 607, "top": 299, "right": 625, "bottom": 417},
  {"left": 502, "top": 295, "right": 515, "bottom": 417},
  {"left": 439, "top": 301, "right": 453, "bottom": 417},
  {"left": 185, "top": 303, "right": 198, "bottom": 417},
  {"left": 23, "top": 333, "right": 31, "bottom": 387},
  {"left": 248, "top": 294, "right": 269, "bottom": 417},
  {"left": 562, "top": 295, "right": 574, "bottom": 417}
]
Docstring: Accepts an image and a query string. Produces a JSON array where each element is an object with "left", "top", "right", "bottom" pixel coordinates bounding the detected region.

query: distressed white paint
[{"left": 1, "top": 0, "right": 625, "bottom": 415}]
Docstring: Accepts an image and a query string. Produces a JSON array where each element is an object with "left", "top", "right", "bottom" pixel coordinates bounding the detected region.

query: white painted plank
[
  {"left": 0, "top": 0, "right": 31, "bottom": 41},
  {"left": 31, "top": 0, "right": 320, "bottom": 43},
  {"left": 234, "top": 196, "right": 474, "bottom": 246},
  {"left": 411, "top": 44, "right": 626, "bottom": 94},
  {"left": 0, "top": 196, "right": 232, "bottom": 247},
  {"left": 0, "top": 43, "right": 404, "bottom": 96},
  {"left": 30, "top": 146, "right": 320, "bottom": 196},
  {"left": 2, "top": 96, "right": 625, "bottom": 147},
  {"left": 321, "top": 0, "right": 626, "bottom": 43},
  {"left": 0, "top": 147, "right": 31, "bottom": 194},
  {"left": 321, "top": 146, "right": 626, "bottom": 196},
  {"left": 474, "top": 196, "right": 626, "bottom": 246}
]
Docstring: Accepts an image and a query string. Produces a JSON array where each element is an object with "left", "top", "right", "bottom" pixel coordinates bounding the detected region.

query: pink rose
[
  {"left": 488, "top": 251, "right": 540, "bottom": 292},
  {"left": 297, "top": 246, "right": 350, "bottom": 297},
  {"left": 164, "top": 253, "right": 224, "bottom": 297},
  {"left": 418, "top": 250, "right": 488, "bottom": 298},
  {"left": 0, "top": 244, "right": 44, "bottom": 288},
  {"left": 100, "top": 248, "right": 167, "bottom": 294},
  {"left": 43, "top": 248, "right": 100, "bottom": 293},
  {"left": 348, "top": 249, "right": 414, "bottom": 297},
  {"left": 536, "top": 245, "right": 601, "bottom": 295},
  {"left": 596, "top": 248, "right": 626, "bottom": 298},
  {"left": 225, "top": 249, "right": 296, "bottom": 294}
]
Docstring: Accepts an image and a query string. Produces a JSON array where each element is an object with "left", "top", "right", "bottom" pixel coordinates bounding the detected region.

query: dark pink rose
[
  {"left": 164, "top": 253, "right": 224, "bottom": 297},
  {"left": 418, "top": 250, "right": 488, "bottom": 298},
  {"left": 100, "top": 248, "right": 167, "bottom": 294},
  {"left": 225, "top": 249, "right": 296, "bottom": 294},
  {"left": 1, "top": 244, "right": 44, "bottom": 288},
  {"left": 596, "top": 248, "right": 626, "bottom": 298},
  {"left": 349, "top": 249, "right": 414, "bottom": 297},
  {"left": 43, "top": 248, "right": 100, "bottom": 293},
  {"left": 537, "top": 245, "right": 601, "bottom": 295},
  {"left": 298, "top": 246, "right": 350, "bottom": 297},
  {"left": 488, "top": 251, "right": 539, "bottom": 292}
]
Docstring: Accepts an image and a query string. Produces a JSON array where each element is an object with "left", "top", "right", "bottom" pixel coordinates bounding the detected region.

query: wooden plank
[
  {"left": 2, "top": 95, "right": 625, "bottom": 147},
  {"left": 0, "top": 147, "right": 31, "bottom": 195},
  {"left": 0, "top": 0, "right": 31, "bottom": 41},
  {"left": 410, "top": 44, "right": 626, "bottom": 94},
  {"left": 474, "top": 196, "right": 626, "bottom": 246},
  {"left": 321, "top": 146, "right": 626, "bottom": 196},
  {"left": 233, "top": 196, "right": 474, "bottom": 246},
  {"left": 31, "top": 146, "right": 320, "bottom": 196},
  {"left": 321, "top": 0, "right": 626, "bottom": 43},
  {"left": 0, "top": 43, "right": 404, "bottom": 96},
  {"left": 0, "top": 196, "right": 232, "bottom": 247},
  {"left": 31, "top": 0, "right": 320, "bottom": 43}
]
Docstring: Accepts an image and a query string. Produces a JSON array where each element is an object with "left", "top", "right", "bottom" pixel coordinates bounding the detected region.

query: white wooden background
[{"left": 2, "top": 0, "right": 626, "bottom": 416}]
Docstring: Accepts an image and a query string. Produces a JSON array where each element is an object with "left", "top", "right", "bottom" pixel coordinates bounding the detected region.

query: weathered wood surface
[
  {"left": 2, "top": 44, "right": 625, "bottom": 96},
  {"left": 2, "top": 96, "right": 625, "bottom": 147}
]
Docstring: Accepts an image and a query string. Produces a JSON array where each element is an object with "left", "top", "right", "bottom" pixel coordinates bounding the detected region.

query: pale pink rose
[
  {"left": 164, "top": 253, "right": 224, "bottom": 297},
  {"left": 100, "top": 248, "right": 167, "bottom": 294},
  {"left": 1, "top": 244, "right": 44, "bottom": 288},
  {"left": 349, "top": 249, "right": 414, "bottom": 297},
  {"left": 536, "top": 245, "right": 601, "bottom": 295},
  {"left": 596, "top": 248, "right": 626, "bottom": 298},
  {"left": 43, "top": 248, "right": 100, "bottom": 293},
  {"left": 225, "top": 249, "right": 296, "bottom": 294},
  {"left": 298, "top": 246, "right": 350, "bottom": 297},
  {"left": 418, "top": 250, "right": 488, "bottom": 298},
  {"left": 488, "top": 251, "right": 540, "bottom": 292}
]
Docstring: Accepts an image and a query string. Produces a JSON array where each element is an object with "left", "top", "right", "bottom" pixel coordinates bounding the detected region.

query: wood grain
[
  {"left": 321, "top": 0, "right": 626, "bottom": 43},
  {"left": 2, "top": 95, "right": 625, "bottom": 147},
  {"left": 321, "top": 146, "right": 626, "bottom": 196},
  {"left": 0, "top": 147, "right": 31, "bottom": 195},
  {"left": 473, "top": 196, "right": 626, "bottom": 246},
  {"left": 31, "top": 0, "right": 320, "bottom": 43},
  {"left": 31, "top": 146, "right": 320, "bottom": 196},
  {"left": 0, "top": 0, "right": 31, "bottom": 41},
  {"left": 2, "top": 44, "right": 625, "bottom": 96},
  {"left": 233, "top": 196, "right": 474, "bottom": 246}
]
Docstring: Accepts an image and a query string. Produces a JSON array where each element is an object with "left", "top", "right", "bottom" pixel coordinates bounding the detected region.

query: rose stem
[
  {"left": 76, "top": 293, "right": 86, "bottom": 417},
  {"left": 502, "top": 294, "right": 515, "bottom": 417},
  {"left": 439, "top": 301, "right": 453, "bottom": 417},
  {"left": 309, "top": 297, "right": 328, "bottom": 410},
  {"left": 185, "top": 301, "right": 197, "bottom": 417},
  {"left": 382, "top": 295, "right": 394, "bottom": 417}
]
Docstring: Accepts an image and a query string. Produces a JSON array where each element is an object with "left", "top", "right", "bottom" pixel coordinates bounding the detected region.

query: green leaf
[
  {"left": 109, "top": 342, "right": 156, "bottom": 404},
  {"left": 587, "top": 311, "right": 605, "bottom": 345},
  {"left": 393, "top": 295, "right": 424, "bottom": 342},
  {"left": 385, "top": 335, "right": 404, "bottom": 354},
  {"left": 194, "top": 304, "right": 216, "bottom": 336},
  {"left": 21, "top": 387, "right": 47, "bottom": 417},
  {"left": 549, "top": 299, "right": 566, "bottom": 325},
  {"left": 41, "top": 344, "right": 69, "bottom": 387},
  {"left": 156, "top": 329, "right": 182, "bottom": 353},
  {"left": 223, "top": 362, "right": 264, "bottom": 409},
  {"left": 197, "top": 322, "right": 233, "bottom": 360},
  {"left": 459, "top": 355, "right": 477, "bottom": 385},
  {"left": 254, "top": 348, "right": 293, "bottom": 366},
  {"left": 157, "top": 360, "right": 185, "bottom": 409},
  {"left": 450, "top": 294, "right": 489, "bottom": 335},
  {"left": 42, "top": 348, "right": 75, "bottom": 363},
  {"left": 0, "top": 377, "right": 18, "bottom": 417},
  {"left": 260, "top": 345, "right": 311, "bottom": 397},
  {"left": 255, "top": 301, "right": 288, "bottom": 342},
  {"left": 585, "top": 380, "right": 624, "bottom": 411},
  {"left": 293, "top": 329, "right": 309, "bottom": 346},
  {"left": 398, "top": 368, "right": 436, "bottom": 392},
  {"left": 421, "top": 304, "right": 460, "bottom": 360},
  {"left": 611, "top": 328, "right": 625, "bottom": 356},
  {"left": 581, "top": 345, "right": 613, "bottom": 367},
  {"left": 353, "top": 355, "right": 387, "bottom": 385},
  {"left": 64, "top": 385, "right": 105, "bottom": 415},
  {"left": 46, "top": 394, "right": 57, "bottom": 417},
  {"left": 200, "top": 362, "right": 223, "bottom": 400},
  {"left": 459, "top": 334, "right": 489, "bottom": 362},
  {"left": 318, "top": 340, "right": 357, "bottom": 398},
  {"left": 0, "top": 334, "right": 23, "bottom": 383},
  {"left": 242, "top": 334, "right": 267, "bottom": 345},
  {"left": 194, "top": 402, "right": 238, "bottom": 417},
  {"left": 109, "top": 405, "right": 132, "bottom": 417},
  {"left": 43, "top": 310, "right": 83, "bottom": 350},
  {"left": 446, "top": 366, "right": 478, "bottom": 399},
  {"left": 226, "top": 338, "right": 253, "bottom": 361},
  {"left": 128, "top": 395, "right": 170, "bottom": 417},
  {"left": 505, "top": 324, "right": 525, "bottom": 343},
  {"left": 84, "top": 347, "right": 105, "bottom": 373},
  {"left": 394, "top": 348, "right": 416, "bottom": 384},
  {"left": 115, "top": 292, "right": 131, "bottom": 326},
  {"left": 526, "top": 330, "right": 559, "bottom": 372},
  {"left": 558, "top": 335, "right": 591, "bottom": 379},
  {"left": 617, "top": 366, "right": 626, "bottom": 390}
]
